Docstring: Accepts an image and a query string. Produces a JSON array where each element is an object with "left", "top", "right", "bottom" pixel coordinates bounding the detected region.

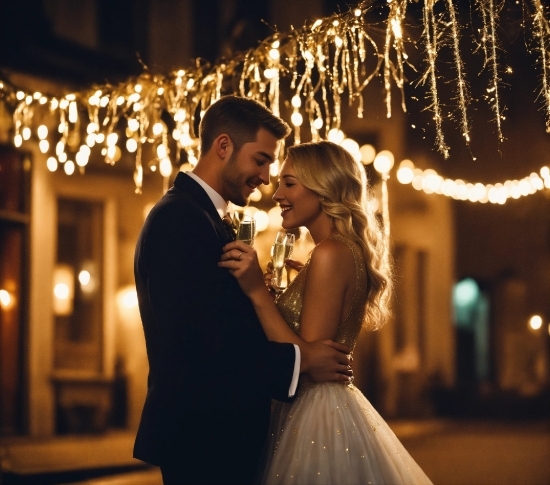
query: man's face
[{"left": 219, "top": 128, "right": 281, "bottom": 207}]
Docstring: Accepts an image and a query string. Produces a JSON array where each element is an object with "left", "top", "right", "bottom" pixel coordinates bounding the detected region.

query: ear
[{"left": 214, "top": 134, "right": 233, "bottom": 161}]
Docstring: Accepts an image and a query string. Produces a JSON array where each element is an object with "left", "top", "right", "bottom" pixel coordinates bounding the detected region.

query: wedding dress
[{"left": 259, "top": 236, "right": 434, "bottom": 485}]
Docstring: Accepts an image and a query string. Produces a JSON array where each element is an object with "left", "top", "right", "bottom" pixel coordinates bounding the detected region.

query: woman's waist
[{"left": 298, "top": 376, "right": 355, "bottom": 392}]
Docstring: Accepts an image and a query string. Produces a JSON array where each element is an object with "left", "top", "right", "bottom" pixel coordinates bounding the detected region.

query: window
[{"left": 0, "top": 145, "right": 31, "bottom": 436}]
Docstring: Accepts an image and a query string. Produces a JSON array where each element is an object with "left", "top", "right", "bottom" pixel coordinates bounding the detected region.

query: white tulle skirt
[{"left": 258, "top": 382, "right": 434, "bottom": 485}]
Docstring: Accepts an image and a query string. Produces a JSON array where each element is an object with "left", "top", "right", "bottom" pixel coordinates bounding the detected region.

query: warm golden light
[
  {"left": 2, "top": 1, "right": 549, "bottom": 196},
  {"left": 46, "top": 157, "right": 58, "bottom": 172},
  {"left": 396, "top": 160, "right": 414, "bottom": 184},
  {"left": 37, "top": 125, "right": 48, "bottom": 139},
  {"left": 373, "top": 150, "right": 394, "bottom": 174},
  {"left": 39, "top": 140, "right": 49, "bottom": 153},
  {"left": 254, "top": 210, "right": 270, "bottom": 232},
  {"left": 0, "top": 289, "right": 12, "bottom": 309},
  {"left": 529, "top": 315, "right": 543, "bottom": 331},
  {"left": 64, "top": 160, "right": 75, "bottom": 175},
  {"left": 327, "top": 129, "right": 345, "bottom": 144},
  {"left": 159, "top": 157, "right": 173, "bottom": 177},
  {"left": 249, "top": 189, "right": 262, "bottom": 202},
  {"left": 359, "top": 144, "right": 376, "bottom": 165},
  {"left": 341, "top": 138, "right": 361, "bottom": 163},
  {"left": 78, "top": 270, "right": 91, "bottom": 286},
  {"left": 53, "top": 264, "right": 74, "bottom": 315},
  {"left": 290, "top": 112, "right": 303, "bottom": 127}
]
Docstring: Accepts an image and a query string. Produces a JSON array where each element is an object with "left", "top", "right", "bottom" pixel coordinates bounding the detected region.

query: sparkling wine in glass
[
  {"left": 236, "top": 217, "right": 256, "bottom": 246},
  {"left": 271, "top": 231, "right": 295, "bottom": 292}
]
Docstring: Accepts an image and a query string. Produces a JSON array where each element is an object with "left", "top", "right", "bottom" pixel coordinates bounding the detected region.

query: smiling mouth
[{"left": 280, "top": 205, "right": 292, "bottom": 215}]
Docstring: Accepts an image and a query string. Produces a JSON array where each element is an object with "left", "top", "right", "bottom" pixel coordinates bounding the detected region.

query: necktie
[{"left": 222, "top": 213, "right": 236, "bottom": 240}]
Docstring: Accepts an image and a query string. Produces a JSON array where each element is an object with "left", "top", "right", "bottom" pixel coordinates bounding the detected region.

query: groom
[{"left": 133, "top": 95, "right": 352, "bottom": 485}]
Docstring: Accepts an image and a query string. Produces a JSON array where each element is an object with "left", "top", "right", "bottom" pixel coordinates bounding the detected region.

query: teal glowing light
[{"left": 453, "top": 278, "right": 479, "bottom": 308}]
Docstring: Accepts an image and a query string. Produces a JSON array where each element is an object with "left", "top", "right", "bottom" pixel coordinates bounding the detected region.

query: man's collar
[{"left": 186, "top": 172, "right": 228, "bottom": 218}]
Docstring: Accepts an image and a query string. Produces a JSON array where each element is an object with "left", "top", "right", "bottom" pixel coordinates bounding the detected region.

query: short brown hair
[{"left": 199, "top": 95, "right": 291, "bottom": 155}]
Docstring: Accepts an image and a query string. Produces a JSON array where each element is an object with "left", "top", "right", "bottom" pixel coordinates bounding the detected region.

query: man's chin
[{"left": 230, "top": 195, "right": 249, "bottom": 207}]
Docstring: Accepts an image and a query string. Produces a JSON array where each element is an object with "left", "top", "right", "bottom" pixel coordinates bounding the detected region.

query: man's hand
[{"left": 299, "top": 340, "right": 353, "bottom": 383}]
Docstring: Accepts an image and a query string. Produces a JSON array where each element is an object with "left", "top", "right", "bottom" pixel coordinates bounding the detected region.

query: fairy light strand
[
  {"left": 0, "top": 1, "right": 550, "bottom": 190},
  {"left": 396, "top": 159, "right": 550, "bottom": 204},
  {"left": 531, "top": 0, "right": 550, "bottom": 133},
  {"left": 420, "top": 0, "right": 450, "bottom": 158},
  {"left": 487, "top": 0, "right": 505, "bottom": 143},
  {"left": 446, "top": 0, "right": 471, "bottom": 144}
]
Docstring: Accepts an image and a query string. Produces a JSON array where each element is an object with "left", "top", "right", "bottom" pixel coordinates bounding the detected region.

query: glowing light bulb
[
  {"left": 396, "top": 160, "right": 415, "bottom": 184},
  {"left": 64, "top": 160, "right": 75, "bottom": 175},
  {"left": 359, "top": 144, "right": 376, "bottom": 165},
  {"left": 126, "top": 138, "right": 138, "bottom": 153},
  {"left": 327, "top": 128, "right": 345, "bottom": 144},
  {"left": 157, "top": 144, "right": 168, "bottom": 159},
  {"left": 0, "top": 289, "right": 12, "bottom": 309},
  {"left": 341, "top": 138, "right": 361, "bottom": 163},
  {"left": 291, "top": 95, "right": 301, "bottom": 108},
  {"left": 152, "top": 122, "right": 164, "bottom": 136},
  {"left": 54, "top": 283, "right": 69, "bottom": 300},
  {"left": 159, "top": 157, "right": 173, "bottom": 177},
  {"left": 313, "top": 117, "right": 323, "bottom": 130},
  {"left": 47, "top": 157, "right": 58, "bottom": 171},
  {"left": 264, "top": 68, "right": 275, "bottom": 79},
  {"left": 373, "top": 150, "right": 394, "bottom": 174},
  {"left": 269, "top": 48, "right": 280, "bottom": 60},
  {"left": 529, "top": 315, "right": 542, "bottom": 330},
  {"left": 68, "top": 101, "right": 78, "bottom": 123},
  {"left": 75, "top": 151, "right": 89, "bottom": 167},
  {"left": 291, "top": 112, "right": 303, "bottom": 127},
  {"left": 128, "top": 119, "right": 140, "bottom": 132},
  {"left": 37, "top": 125, "right": 48, "bottom": 139},
  {"left": 106, "top": 133, "right": 118, "bottom": 147}
]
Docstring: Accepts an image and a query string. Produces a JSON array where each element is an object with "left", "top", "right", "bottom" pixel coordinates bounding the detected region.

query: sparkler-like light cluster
[{"left": 0, "top": 0, "right": 549, "bottom": 192}]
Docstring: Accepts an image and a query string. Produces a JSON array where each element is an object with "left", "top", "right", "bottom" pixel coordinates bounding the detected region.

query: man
[{"left": 133, "top": 95, "right": 352, "bottom": 485}]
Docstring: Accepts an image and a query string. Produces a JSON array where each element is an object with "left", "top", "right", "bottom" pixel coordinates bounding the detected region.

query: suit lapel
[{"left": 172, "top": 173, "right": 233, "bottom": 243}]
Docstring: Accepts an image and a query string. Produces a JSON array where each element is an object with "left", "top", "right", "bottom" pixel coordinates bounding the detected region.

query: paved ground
[
  {"left": 75, "top": 419, "right": 550, "bottom": 485},
  {"left": 399, "top": 419, "right": 550, "bottom": 485},
  {"left": 2, "top": 419, "right": 548, "bottom": 485}
]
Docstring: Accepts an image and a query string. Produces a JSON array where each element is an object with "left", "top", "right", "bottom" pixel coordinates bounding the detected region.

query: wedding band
[{"left": 237, "top": 251, "right": 242, "bottom": 260}]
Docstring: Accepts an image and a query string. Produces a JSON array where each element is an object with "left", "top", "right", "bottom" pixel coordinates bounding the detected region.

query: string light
[
  {"left": 0, "top": 1, "right": 548, "bottom": 192},
  {"left": 396, "top": 160, "right": 550, "bottom": 204}
]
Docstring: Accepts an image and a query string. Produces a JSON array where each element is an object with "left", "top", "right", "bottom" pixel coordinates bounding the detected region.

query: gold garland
[{"left": 0, "top": 0, "right": 549, "bottom": 192}]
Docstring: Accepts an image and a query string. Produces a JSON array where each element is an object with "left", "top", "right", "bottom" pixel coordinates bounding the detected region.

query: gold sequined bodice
[{"left": 275, "top": 235, "right": 368, "bottom": 351}]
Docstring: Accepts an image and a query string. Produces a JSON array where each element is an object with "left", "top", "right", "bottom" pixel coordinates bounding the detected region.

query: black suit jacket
[{"left": 133, "top": 172, "right": 296, "bottom": 484}]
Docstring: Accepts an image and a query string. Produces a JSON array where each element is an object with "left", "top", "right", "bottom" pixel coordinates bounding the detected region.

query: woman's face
[{"left": 272, "top": 157, "right": 324, "bottom": 230}]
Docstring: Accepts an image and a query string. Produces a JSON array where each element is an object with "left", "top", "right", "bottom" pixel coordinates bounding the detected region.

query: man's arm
[{"left": 144, "top": 200, "right": 296, "bottom": 406}]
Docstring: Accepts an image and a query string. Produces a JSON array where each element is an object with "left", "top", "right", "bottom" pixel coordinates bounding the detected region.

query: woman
[{"left": 219, "top": 141, "right": 433, "bottom": 484}]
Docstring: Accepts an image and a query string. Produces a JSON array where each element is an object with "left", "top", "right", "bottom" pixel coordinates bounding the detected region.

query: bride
[{"left": 219, "top": 140, "right": 433, "bottom": 485}]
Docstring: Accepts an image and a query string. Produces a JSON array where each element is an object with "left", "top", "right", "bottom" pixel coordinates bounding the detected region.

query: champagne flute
[
  {"left": 236, "top": 216, "right": 256, "bottom": 246},
  {"left": 271, "top": 231, "right": 295, "bottom": 293}
]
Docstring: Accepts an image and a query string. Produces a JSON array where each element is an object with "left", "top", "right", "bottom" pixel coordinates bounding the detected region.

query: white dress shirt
[{"left": 186, "top": 172, "right": 300, "bottom": 397}]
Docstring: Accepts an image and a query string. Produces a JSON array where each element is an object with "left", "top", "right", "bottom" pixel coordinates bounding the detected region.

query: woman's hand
[
  {"left": 219, "top": 241, "right": 267, "bottom": 299},
  {"left": 284, "top": 259, "right": 305, "bottom": 273}
]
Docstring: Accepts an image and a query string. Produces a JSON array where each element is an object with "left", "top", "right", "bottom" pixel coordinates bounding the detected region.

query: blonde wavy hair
[{"left": 286, "top": 140, "right": 392, "bottom": 330}]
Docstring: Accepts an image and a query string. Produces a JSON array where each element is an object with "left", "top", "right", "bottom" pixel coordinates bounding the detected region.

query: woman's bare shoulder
[{"left": 308, "top": 237, "right": 356, "bottom": 274}]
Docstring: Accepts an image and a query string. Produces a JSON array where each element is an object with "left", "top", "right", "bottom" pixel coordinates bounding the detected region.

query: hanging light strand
[
  {"left": 530, "top": 0, "right": 550, "bottom": 133},
  {"left": 396, "top": 159, "right": 550, "bottom": 204},
  {"left": 1, "top": 1, "right": 550, "bottom": 190},
  {"left": 419, "top": 0, "right": 450, "bottom": 158},
  {"left": 446, "top": 0, "right": 472, "bottom": 144}
]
